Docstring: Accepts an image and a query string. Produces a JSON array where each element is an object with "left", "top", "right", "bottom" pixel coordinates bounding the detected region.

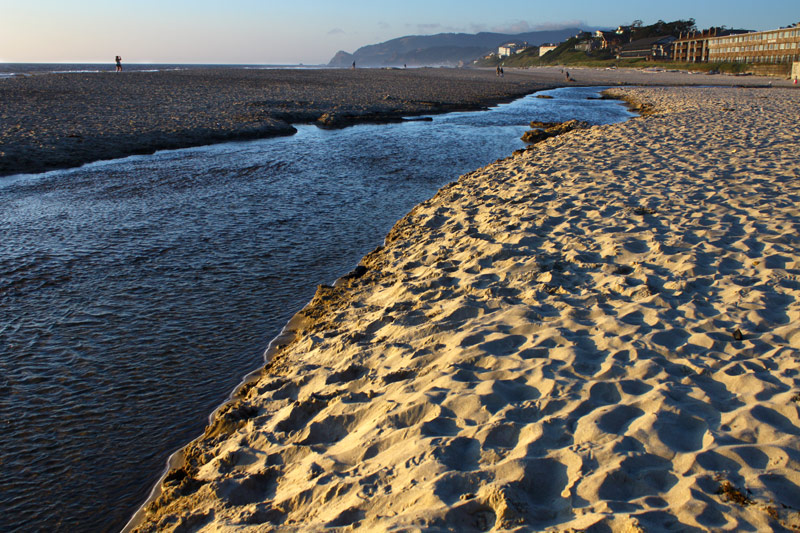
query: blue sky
[{"left": 0, "top": 0, "right": 797, "bottom": 64}]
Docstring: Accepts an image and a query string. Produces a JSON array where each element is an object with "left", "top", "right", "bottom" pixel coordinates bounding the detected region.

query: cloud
[
  {"left": 405, "top": 22, "right": 468, "bottom": 34},
  {"left": 378, "top": 21, "right": 391, "bottom": 30},
  {"left": 495, "top": 21, "right": 536, "bottom": 34},
  {"left": 471, "top": 19, "right": 587, "bottom": 34},
  {"left": 408, "top": 23, "right": 443, "bottom": 32},
  {"left": 328, "top": 28, "right": 346, "bottom": 35},
  {"left": 529, "top": 20, "right": 587, "bottom": 31}
]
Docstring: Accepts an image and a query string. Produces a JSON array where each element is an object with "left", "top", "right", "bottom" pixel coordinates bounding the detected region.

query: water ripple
[{"left": 0, "top": 87, "right": 633, "bottom": 532}]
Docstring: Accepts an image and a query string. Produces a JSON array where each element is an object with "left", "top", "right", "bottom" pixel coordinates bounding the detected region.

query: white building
[
  {"left": 539, "top": 43, "right": 559, "bottom": 56},
  {"left": 498, "top": 43, "right": 528, "bottom": 57}
]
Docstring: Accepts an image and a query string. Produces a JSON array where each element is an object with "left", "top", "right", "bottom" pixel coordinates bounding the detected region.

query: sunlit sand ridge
[{"left": 133, "top": 86, "right": 800, "bottom": 532}]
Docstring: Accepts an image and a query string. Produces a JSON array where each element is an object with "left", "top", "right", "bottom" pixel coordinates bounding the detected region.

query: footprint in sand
[
  {"left": 219, "top": 468, "right": 280, "bottom": 506},
  {"left": 596, "top": 404, "right": 644, "bottom": 435},
  {"left": 598, "top": 454, "right": 677, "bottom": 501},
  {"left": 654, "top": 411, "right": 708, "bottom": 452},
  {"left": 434, "top": 436, "right": 481, "bottom": 471}
]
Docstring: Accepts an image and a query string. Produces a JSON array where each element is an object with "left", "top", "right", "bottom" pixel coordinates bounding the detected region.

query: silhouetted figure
[
  {"left": 352, "top": 61, "right": 356, "bottom": 70},
  {"left": 496, "top": 65, "right": 501, "bottom": 77},
  {"left": 500, "top": 66, "right": 504, "bottom": 78},
  {"left": 115, "top": 56, "right": 122, "bottom": 72}
]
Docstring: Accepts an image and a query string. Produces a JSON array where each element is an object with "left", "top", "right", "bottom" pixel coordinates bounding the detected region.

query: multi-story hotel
[{"left": 674, "top": 25, "right": 800, "bottom": 64}]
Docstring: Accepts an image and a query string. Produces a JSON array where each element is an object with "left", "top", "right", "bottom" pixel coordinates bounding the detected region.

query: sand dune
[{"left": 131, "top": 86, "right": 800, "bottom": 532}]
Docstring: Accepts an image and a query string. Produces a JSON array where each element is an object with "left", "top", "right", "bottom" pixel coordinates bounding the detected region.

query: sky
[{"left": 1, "top": 0, "right": 797, "bottom": 64}]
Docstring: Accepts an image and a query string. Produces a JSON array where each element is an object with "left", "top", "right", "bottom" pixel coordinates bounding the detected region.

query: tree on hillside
[{"left": 631, "top": 19, "right": 697, "bottom": 40}]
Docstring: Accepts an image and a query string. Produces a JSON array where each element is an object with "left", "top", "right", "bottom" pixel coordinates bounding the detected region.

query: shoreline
[
  {"left": 1, "top": 66, "right": 790, "bottom": 178},
  {"left": 122, "top": 87, "right": 629, "bottom": 532},
  {"left": 0, "top": 68, "right": 560, "bottom": 178},
  {"left": 129, "top": 84, "right": 800, "bottom": 532}
]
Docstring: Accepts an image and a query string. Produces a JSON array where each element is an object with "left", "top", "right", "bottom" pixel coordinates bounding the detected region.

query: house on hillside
[
  {"left": 595, "top": 31, "right": 629, "bottom": 53},
  {"left": 539, "top": 43, "right": 559, "bottom": 56},
  {"left": 618, "top": 36, "right": 676, "bottom": 60},
  {"left": 575, "top": 39, "right": 599, "bottom": 52},
  {"left": 498, "top": 42, "right": 529, "bottom": 57}
]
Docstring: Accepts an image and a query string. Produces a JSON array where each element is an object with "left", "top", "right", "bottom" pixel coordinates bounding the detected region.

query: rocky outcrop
[
  {"left": 328, "top": 50, "right": 354, "bottom": 67},
  {"left": 520, "top": 119, "right": 589, "bottom": 144}
]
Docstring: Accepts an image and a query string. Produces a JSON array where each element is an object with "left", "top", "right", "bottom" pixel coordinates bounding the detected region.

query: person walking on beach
[{"left": 115, "top": 56, "right": 122, "bottom": 72}]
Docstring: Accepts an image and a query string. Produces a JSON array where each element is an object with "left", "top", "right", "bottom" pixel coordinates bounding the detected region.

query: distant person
[
  {"left": 500, "top": 66, "right": 504, "bottom": 77},
  {"left": 496, "top": 65, "right": 501, "bottom": 77},
  {"left": 352, "top": 61, "right": 356, "bottom": 70},
  {"left": 115, "top": 56, "right": 122, "bottom": 72}
]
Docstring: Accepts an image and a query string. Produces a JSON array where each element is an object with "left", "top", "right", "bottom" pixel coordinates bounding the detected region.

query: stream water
[{"left": 0, "top": 86, "right": 634, "bottom": 532}]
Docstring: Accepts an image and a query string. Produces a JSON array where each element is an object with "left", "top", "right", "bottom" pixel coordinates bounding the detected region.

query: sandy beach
[
  {"left": 124, "top": 83, "right": 800, "bottom": 532},
  {"left": 0, "top": 66, "right": 789, "bottom": 177}
]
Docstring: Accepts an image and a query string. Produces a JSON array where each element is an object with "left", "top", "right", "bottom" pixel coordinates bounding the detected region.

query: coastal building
[
  {"left": 618, "top": 36, "right": 676, "bottom": 60},
  {"left": 706, "top": 25, "right": 800, "bottom": 64},
  {"left": 673, "top": 24, "right": 800, "bottom": 64},
  {"left": 672, "top": 28, "right": 748, "bottom": 62},
  {"left": 595, "top": 30, "right": 629, "bottom": 53},
  {"left": 539, "top": 43, "right": 559, "bottom": 56},
  {"left": 498, "top": 43, "right": 529, "bottom": 57},
  {"left": 575, "top": 40, "right": 599, "bottom": 52}
]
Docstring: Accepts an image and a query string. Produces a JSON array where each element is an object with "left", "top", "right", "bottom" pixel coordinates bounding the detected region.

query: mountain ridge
[{"left": 329, "top": 28, "right": 585, "bottom": 67}]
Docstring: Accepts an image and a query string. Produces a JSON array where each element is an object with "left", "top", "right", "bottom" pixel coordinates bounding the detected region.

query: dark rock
[{"left": 521, "top": 119, "right": 589, "bottom": 144}]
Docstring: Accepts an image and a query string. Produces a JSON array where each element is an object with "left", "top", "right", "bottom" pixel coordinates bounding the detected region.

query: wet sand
[
  {"left": 0, "top": 66, "right": 787, "bottom": 177},
  {"left": 128, "top": 84, "right": 800, "bottom": 531},
  {"left": 0, "top": 68, "right": 554, "bottom": 177}
]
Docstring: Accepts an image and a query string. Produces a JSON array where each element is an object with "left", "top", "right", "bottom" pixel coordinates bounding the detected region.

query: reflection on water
[{"left": 0, "top": 87, "right": 632, "bottom": 532}]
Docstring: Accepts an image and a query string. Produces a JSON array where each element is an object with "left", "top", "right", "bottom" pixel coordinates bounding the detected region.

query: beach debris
[
  {"left": 716, "top": 480, "right": 753, "bottom": 506},
  {"left": 633, "top": 206, "right": 657, "bottom": 215}
]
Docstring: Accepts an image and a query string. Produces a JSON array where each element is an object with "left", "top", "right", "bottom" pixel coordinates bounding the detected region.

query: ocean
[
  {"left": 0, "top": 63, "right": 319, "bottom": 78},
  {"left": 0, "top": 85, "right": 634, "bottom": 532}
]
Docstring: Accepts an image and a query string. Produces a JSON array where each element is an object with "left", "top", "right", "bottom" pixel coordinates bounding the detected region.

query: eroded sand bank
[{"left": 131, "top": 86, "right": 800, "bottom": 532}]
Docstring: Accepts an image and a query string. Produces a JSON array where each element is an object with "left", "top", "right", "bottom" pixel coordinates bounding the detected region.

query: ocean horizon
[{"left": 0, "top": 62, "right": 330, "bottom": 78}]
